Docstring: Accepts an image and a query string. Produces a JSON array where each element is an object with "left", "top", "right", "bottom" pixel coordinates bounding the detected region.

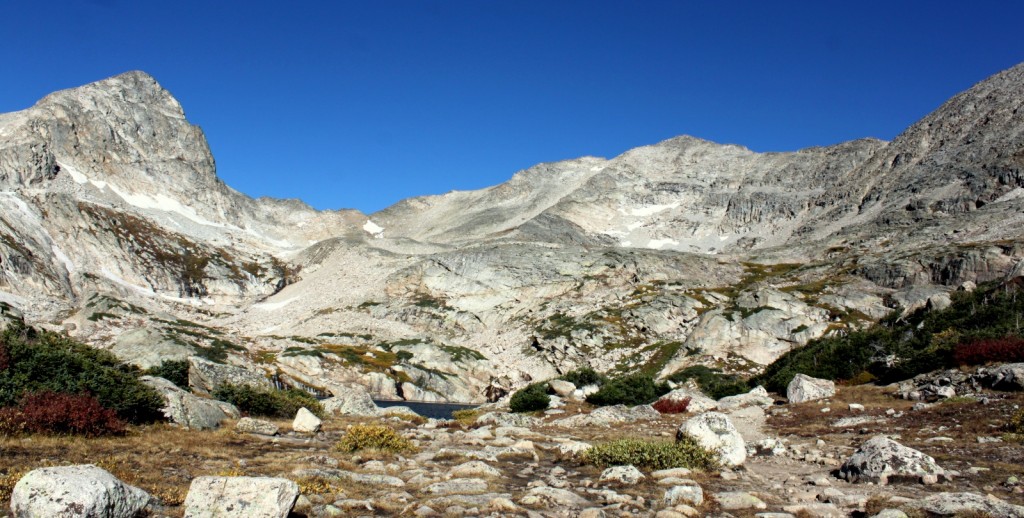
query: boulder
[
  {"left": 663, "top": 483, "right": 703, "bottom": 506},
  {"left": 716, "top": 386, "right": 773, "bottom": 410},
  {"left": 110, "top": 327, "right": 193, "bottom": 369},
  {"left": 0, "top": 302, "right": 24, "bottom": 333},
  {"left": 292, "top": 407, "right": 322, "bottom": 434},
  {"left": 838, "top": 435, "right": 949, "bottom": 485},
  {"left": 655, "top": 388, "right": 717, "bottom": 413},
  {"left": 553, "top": 404, "right": 660, "bottom": 427},
  {"left": 10, "top": 464, "right": 152, "bottom": 518},
  {"left": 182, "top": 476, "right": 299, "bottom": 518},
  {"left": 787, "top": 374, "right": 836, "bottom": 403},
  {"left": 321, "top": 384, "right": 381, "bottom": 416},
  {"left": 985, "top": 363, "right": 1024, "bottom": 390},
  {"left": 142, "top": 376, "right": 239, "bottom": 430},
  {"left": 187, "top": 356, "right": 272, "bottom": 397},
  {"left": 676, "top": 412, "right": 746, "bottom": 467},
  {"left": 548, "top": 379, "right": 576, "bottom": 397},
  {"left": 235, "top": 417, "right": 279, "bottom": 436},
  {"left": 913, "top": 492, "right": 1024, "bottom": 517},
  {"left": 598, "top": 465, "right": 644, "bottom": 485}
]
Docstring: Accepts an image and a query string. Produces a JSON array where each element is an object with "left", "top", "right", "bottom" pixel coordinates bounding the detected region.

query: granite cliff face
[{"left": 1, "top": 65, "right": 1022, "bottom": 403}]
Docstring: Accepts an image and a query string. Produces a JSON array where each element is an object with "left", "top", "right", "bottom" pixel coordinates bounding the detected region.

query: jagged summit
[{"left": 37, "top": 71, "right": 185, "bottom": 117}]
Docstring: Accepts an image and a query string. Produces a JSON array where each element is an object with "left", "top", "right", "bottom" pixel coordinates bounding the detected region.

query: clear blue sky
[{"left": 3, "top": 1, "right": 1023, "bottom": 214}]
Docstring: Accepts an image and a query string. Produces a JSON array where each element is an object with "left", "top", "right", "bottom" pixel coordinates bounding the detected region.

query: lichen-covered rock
[
  {"left": 182, "top": 476, "right": 299, "bottom": 518},
  {"left": 321, "top": 384, "right": 381, "bottom": 416},
  {"left": 985, "top": 363, "right": 1024, "bottom": 390},
  {"left": 913, "top": 492, "right": 1024, "bottom": 517},
  {"left": 10, "top": 464, "right": 152, "bottom": 518},
  {"left": 677, "top": 411, "right": 746, "bottom": 467},
  {"left": 655, "top": 387, "right": 717, "bottom": 413},
  {"left": 838, "top": 435, "right": 949, "bottom": 485},
  {"left": 599, "top": 465, "right": 645, "bottom": 485},
  {"left": 187, "top": 356, "right": 272, "bottom": 397},
  {"left": 552, "top": 404, "right": 660, "bottom": 427},
  {"left": 142, "top": 375, "right": 239, "bottom": 430},
  {"left": 235, "top": 417, "right": 279, "bottom": 436},
  {"left": 787, "top": 373, "right": 836, "bottom": 403},
  {"left": 663, "top": 483, "right": 703, "bottom": 506},
  {"left": 716, "top": 386, "right": 773, "bottom": 410},
  {"left": 292, "top": 407, "right": 322, "bottom": 434}
]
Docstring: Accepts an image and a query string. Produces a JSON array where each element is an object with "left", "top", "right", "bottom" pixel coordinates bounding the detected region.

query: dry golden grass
[{"left": 0, "top": 418, "right": 355, "bottom": 510}]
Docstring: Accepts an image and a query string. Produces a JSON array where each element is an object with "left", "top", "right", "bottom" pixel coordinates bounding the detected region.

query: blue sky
[{"left": 3, "top": 1, "right": 1023, "bottom": 214}]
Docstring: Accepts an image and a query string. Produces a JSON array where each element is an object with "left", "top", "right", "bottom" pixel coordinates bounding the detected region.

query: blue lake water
[{"left": 373, "top": 400, "right": 478, "bottom": 420}]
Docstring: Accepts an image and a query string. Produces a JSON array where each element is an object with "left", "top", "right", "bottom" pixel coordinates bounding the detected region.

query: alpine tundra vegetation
[{"left": 0, "top": 62, "right": 1024, "bottom": 516}]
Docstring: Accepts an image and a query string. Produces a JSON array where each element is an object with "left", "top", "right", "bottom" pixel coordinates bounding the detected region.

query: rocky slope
[{"left": 1, "top": 64, "right": 1023, "bottom": 403}]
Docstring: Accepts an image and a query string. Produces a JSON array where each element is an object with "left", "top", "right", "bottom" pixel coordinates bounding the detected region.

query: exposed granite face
[{"left": 1, "top": 64, "right": 1023, "bottom": 402}]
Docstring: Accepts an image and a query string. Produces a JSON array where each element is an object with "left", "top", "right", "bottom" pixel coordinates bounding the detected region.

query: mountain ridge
[{"left": 1, "top": 64, "right": 1022, "bottom": 403}]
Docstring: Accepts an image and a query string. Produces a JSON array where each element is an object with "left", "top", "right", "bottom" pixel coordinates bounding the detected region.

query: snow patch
[
  {"left": 630, "top": 203, "right": 679, "bottom": 217},
  {"left": 626, "top": 221, "right": 645, "bottom": 231},
  {"left": 719, "top": 235, "right": 730, "bottom": 242},
  {"left": 100, "top": 267, "right": 155, "bottom": 296},
  {"left": 59, "top": 162, "right": 89, "bottom": 184},
  {"left": 51, "top": 245, "right": 75, "bottom": 273},
  {"left": 253, "top": 297, "right": 298, "bottom": 311},
  {"left": 363, "top": 219, "right": 385, "bottom": 237},
  {"left": 647, "top": 238, "right": 679, "bottom": 249}
]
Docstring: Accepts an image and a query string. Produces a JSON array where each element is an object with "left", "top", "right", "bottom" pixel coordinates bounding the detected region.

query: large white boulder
[
  {"left": 838, "top": 435, "right": 949, "bottom": 485},
  {"left": 786, "top": 373, "right": 836, "bottom": 403},
  {"left": 10, "top": 464, "right": 152, "bottom": 518},
  {"left": 142, "top": 375, "right": 239, "bottom": 430},
  {"left": 292, "top": 407, "right": 322, "bottom": 434},
  {"left": 183, "top": 476, "right": 298, "bottom": 518},
  {"left": 548, "top": 379, "right": 576, "bottom": 397},
  {"left": 676, "top": 411, "right": 746, "bottom": 467}
]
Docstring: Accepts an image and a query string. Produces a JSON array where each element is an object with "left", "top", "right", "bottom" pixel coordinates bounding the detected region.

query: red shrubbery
[
  {"left": 652, "top": 396, "right": 691, "bottom": 414},
  {"left": 0, "top": 391, "right": 125, "bottom": 436},
  {"left": 954, "top": 337, "right": 1024, "bottom": 366}
]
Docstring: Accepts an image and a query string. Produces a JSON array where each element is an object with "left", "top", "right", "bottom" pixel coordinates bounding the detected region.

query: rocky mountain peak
[{"left": 37, "top": 70, "right": 185, "bottom": 119}]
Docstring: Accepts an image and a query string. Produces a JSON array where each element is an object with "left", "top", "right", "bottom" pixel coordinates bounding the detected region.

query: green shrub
[
  {"left": 145, "top": 360, "right": 190, "bottom": 389},
  {"left": 213, "top": 383, "right": 323, "bottom": 418},
  {"left": 665, "top": 365, "right": 749, "bottom": 399},
  {"left": 0, "top": 325, "right": 164, "bottom": 424},
  {"left": 509, "top": 382, "right": 550, "bottom": 413},
  {"left": 585, "top": 373, "right": 669, "bottom": 407},
  {"left": 336, "top": 423, "right": 415, "bottom": 453},
  {"left": 581, "top": 436, "right": 718, "bottom": 471},
  {"left": 753, "top": 282, "right": 1024, "bottom": 391},
  {"left": 559, "top": 367, "right": 605, "bottom": 387}
]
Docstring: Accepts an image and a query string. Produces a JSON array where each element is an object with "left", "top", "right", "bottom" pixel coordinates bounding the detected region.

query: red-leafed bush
[
  {"left": 652, "top": 397, "right": 691, "bottom": 414},
  {"left": 0, "top": 391, "right": 125, "bottom": 436},
  {"left": 954, "top": 337, "right": 1024, "bottom": 366}
]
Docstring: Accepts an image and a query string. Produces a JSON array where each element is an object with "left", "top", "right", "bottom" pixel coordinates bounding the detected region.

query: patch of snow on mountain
[
  {"left": 253, "top": 297, "right": 298, "bottom": 311},
  {"left": 363, "top": 219, "right": 385, "bottom": 237},
  {"left": 51, "top": 245, "right": 75, "bottom": 273},
  {"left": 629, "top": 203, "right": 679, "bottom": 217},
  {"left": 647, "top": 238, "right": 679, "bottom": 249},
  {"left": 100, "top": 267, "right": 155, "bottom": 296}
]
